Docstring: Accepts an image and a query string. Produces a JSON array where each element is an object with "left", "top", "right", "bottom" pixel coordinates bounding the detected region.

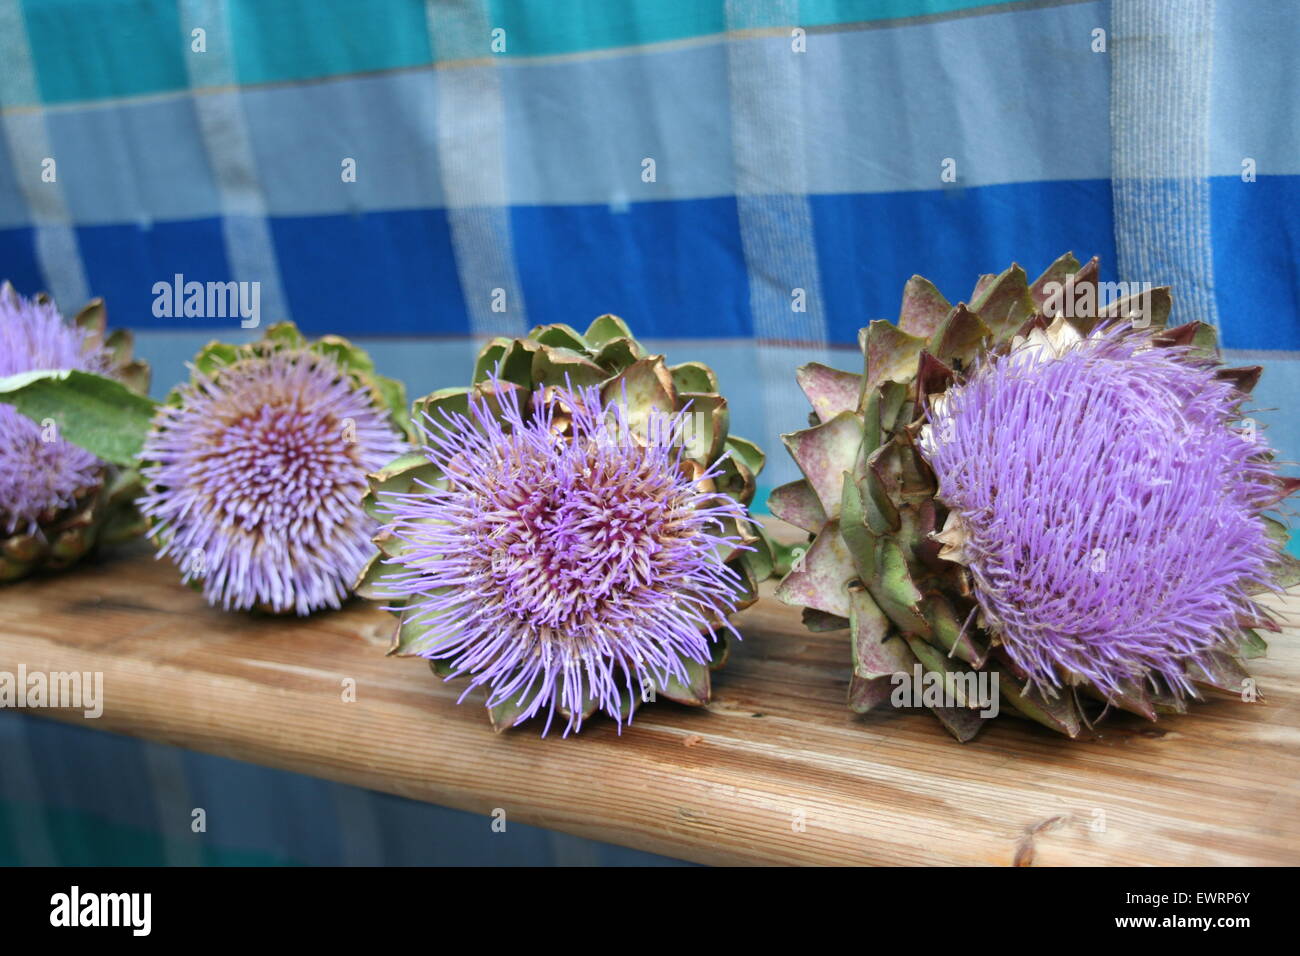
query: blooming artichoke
[
  {"left": 771, "top": 255, "right": 1299, "bottom": 740},
  {"left": 0, "top": 282, "right": 149, "bottom": 581},
  {"left": 358, "top": 316, "right": 770, "bottom": 733},
  {"left": 137, "top": 323, "right": 410, "bottom": 615}
]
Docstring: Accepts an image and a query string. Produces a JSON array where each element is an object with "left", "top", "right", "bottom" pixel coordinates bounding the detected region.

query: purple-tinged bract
[
  {"left": 0, "top": 286, "right": 108, "bottom": 535},
  {"left": 920, "top": 323, "right": 1280, "bottom": 699},
  {"left": 140, "top": 348, "right": 406, "bottom": 615},
  {"left": 376, "top": 384, "right": 747, "bottom": 734}
]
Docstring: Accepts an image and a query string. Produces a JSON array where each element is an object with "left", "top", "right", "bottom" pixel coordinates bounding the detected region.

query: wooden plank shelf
[{"left": 1, "top": 540, "right": 1297, "bottom": 866}]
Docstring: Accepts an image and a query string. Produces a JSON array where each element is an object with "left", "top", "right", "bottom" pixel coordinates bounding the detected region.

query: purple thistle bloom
[
  {"left": 139, "top": 350, "right": 406, "bottom": 615},
  {"left": 0, "top": 286, "right": 108, "bottom": 535},
  {"left": 920, "top": 323, "right": 1280, "bottom": 700},
  {"left": 377, "top": 383, "right": 747, "bottom": 735}
]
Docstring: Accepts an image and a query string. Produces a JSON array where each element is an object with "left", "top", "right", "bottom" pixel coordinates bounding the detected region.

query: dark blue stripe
[
  {"left": 17, "top": 178, "right": 1300, "bottom": 348},
  {"left": 811, "top": 179, "right": 1120, "bottom": 344},
  {"left": 77, "top": 218, "right": 232, "bottom": 325},
  {"left": 511, "top": 197, "right": 753, "bottom": 340},
  {"left": 270, "top": 210, "right": 469, "bottom": 336},
  {"left": 1211, "top": 175, "right": 1300, "bottom": 350},
  {"left": 0, "top": 227, "right": 42, "bottom": 296},
  {"left": 68, "top": 211, "right": 470, "bottom": 337}
]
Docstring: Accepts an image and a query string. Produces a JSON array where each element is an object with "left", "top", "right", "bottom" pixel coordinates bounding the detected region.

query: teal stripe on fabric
[
  {"left": 486, "top": 0, "right": 1042, "bottom": 59},
  {"left": 229, "top": 0, "right": 432, "bottom": 87},
  {"left": 799, "top": 0, "right": 1033, "bottom": 24},
  {"left": 19, "top": 0, "right": 187, "bottom": 105},
  {"left": 9, "top": 0, "right": 1050, "bottom": 107},
  {"left": 486, "top": 0, "right": 727, "bottom": 57}
]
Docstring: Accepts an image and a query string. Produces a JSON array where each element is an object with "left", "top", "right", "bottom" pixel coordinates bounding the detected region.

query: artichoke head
[
  {"left": 357, "top": 315, "right": 772, "bottom": 728},
  {"left": 771, "top": 254, "right": 1297, "bottom": 741},
  {"left": 144, "top": 321, "right": 412, "bottom": 611},
  {"left": 1, "top": 290, "right": 150, "bottom": 582}
]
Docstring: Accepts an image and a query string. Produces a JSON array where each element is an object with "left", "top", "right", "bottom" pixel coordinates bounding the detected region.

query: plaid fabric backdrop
[{"left": 0, "top": 0, "right": 1297, "bottom": 862}]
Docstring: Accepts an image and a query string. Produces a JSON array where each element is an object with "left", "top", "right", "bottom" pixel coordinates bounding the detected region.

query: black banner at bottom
[{"left": 0, "top": 864, "right": 1284, "bottom": 941}]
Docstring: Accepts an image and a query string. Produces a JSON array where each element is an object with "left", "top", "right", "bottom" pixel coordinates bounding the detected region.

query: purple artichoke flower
[
  {"left": 139, "top": 348, "right": 406, "bottom": 615},
  {"left": 0, "top": 285, "right": 108, "bottom": 535},
  {"left": 375, "top": 383, "right": 747, "bottom": 735},
  {"left": 919, "top": 320, "right": 1281, "bottom": 700}
]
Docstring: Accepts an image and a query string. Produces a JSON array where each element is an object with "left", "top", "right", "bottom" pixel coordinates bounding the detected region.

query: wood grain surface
[{"left": 0, "top": 540, "right": 1296, "bottom": 866}]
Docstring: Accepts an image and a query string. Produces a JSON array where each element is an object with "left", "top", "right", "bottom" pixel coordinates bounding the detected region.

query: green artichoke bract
[
  {"left": 0, "top": 284, "right": 149, "bottom": 581},
  {"left": 357, "top": 315, "right": 772, "bottom": 732},
  {"left": 771, "top": 255, "right": 1298, "bottom": 741}
]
